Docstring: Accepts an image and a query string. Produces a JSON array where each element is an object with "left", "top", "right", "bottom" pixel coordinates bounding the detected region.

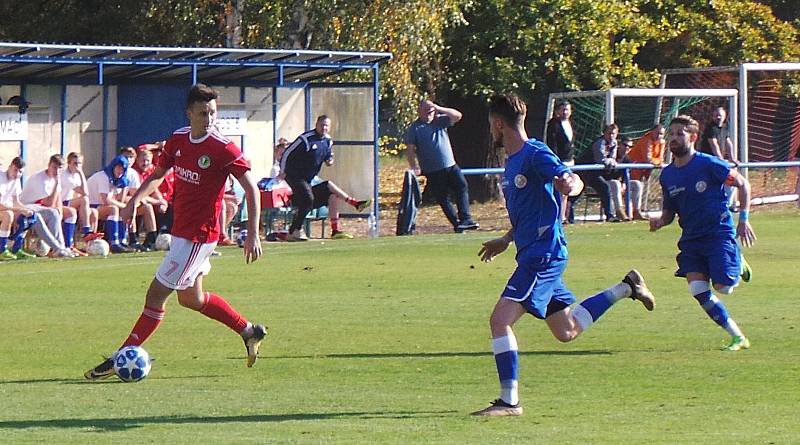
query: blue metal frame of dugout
[{"left": 0, "top": 42, "right": 390, "bottom": 221}]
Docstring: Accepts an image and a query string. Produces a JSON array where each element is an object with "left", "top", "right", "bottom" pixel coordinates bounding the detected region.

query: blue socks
[
  {"left": 492, "top": 334, "right": 519, "bottom": 405},
  {"left": 689, "top": 281, "right": 743, "bottom": 338},
  {"left": 572, "top": 282, "right": 631, "bottom": 331},
  {"left": 62, "top": 222, "right": 76, "bottom": 248},
  {"left": 104, "top": 219, "right": 119, "bottom": 245}
]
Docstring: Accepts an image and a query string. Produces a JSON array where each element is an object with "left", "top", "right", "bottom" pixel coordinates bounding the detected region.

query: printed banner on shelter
[
  {"left": 0, "top": 110, "right": 27, "bottom": 141},
  {"left": 216, "top": 109, "right": 247, "bottom": 136}
]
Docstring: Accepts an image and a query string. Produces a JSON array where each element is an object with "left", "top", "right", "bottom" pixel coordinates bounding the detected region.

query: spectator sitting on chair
[
  {"left": 1, "top": 157, "right": 75, "bottom": 259},
  {"left": 579, "top": 123, "right": 621, "bottom": 222},
  {"left": 86, "top": 155, "right": 136, "bottom": 253},
  {"left": 140, "top": 142, "right": 175, "bottom": 233},
  {"left": 270, "top": 138, "right": 289, "bottom": 179},
  {"left": 606, "top": 136, "right": 646, "bottom": 222},
  {"left": 218, "top": 175, "right": 243, "bottom": 246},
  {"left": 20, "top": 154, "right": 83, "bottom": 255},
  {"left": 279, "top": 115, "right": 371, "bottom": 241},
  {"left": 129, "top": 148, "right": 165, "bottom": 250},
  {"left": 405, "top": 99, "right": 479, "bottom": 233},
  {"left": 120, "top": 146, "right": 158, "bottom": 250},
  {"left": 61, "top": 152, "right": 101, "bottom": 241}
]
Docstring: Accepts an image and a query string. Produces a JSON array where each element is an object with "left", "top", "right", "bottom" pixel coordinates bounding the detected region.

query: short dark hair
[
  {"left": 556, "top": 100, "right": 571, "bottom": 109},
  {"left": 48, "top": 154, "right": 64, "bottom": 167},
  {"left": 119, "top": 146, "right": 136, "bottom": 156},
  {"left": 11, "top": 156, "right": 25, "bottom": 169},
  {"left": 186, "top": 83, "right": 218, "bottom": 108},
  {"left": 604, "top": 123, "right": 619, "bottom": 133},
  {"left": 67, "top": 152, "right": 82, "bottom": 163},
  {"left": 489, "top": 94, "right": 527, "bottom": 126},
  {"left": 670, "top": 115, "right": 700, "bottom": 134},
  {"left": 316, "top": 115, "right": 330, "bottom": 122}
]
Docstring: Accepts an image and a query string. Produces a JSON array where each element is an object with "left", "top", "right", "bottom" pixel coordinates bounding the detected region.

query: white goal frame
[{"left": 661, "top": 62, "right": 800, "bottom": 169}]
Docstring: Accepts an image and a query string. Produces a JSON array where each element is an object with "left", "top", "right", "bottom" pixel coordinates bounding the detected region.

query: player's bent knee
[{"left": 714, "top": 284, "right": 735, "bottom": 294}]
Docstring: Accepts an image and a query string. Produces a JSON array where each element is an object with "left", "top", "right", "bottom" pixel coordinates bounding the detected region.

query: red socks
[
  {"left": 345, "top": 196, "right": 358, "bottom": 207},
  {"left": 330, "top": 218, "right": 340, "bottom": 232},
  {"left": 199, "top": 292, "right": 249, "bottom": 334},
  {"left": 122, "top": 306, "right": 165, "bottom": 348}
]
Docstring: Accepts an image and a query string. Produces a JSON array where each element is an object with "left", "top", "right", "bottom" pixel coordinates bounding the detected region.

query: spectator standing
[
  {"left": 700, "top": 107, "right": 738, "bottom": 209},
  {"left": 546, "top": 101, "right": 577, "bottom": 223},
  {"left": 405, "top": 100, "right": 478, "bottom": 233}
]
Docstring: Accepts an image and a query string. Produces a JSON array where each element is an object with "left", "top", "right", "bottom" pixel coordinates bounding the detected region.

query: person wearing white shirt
[
  {"left": 86, "top": 155, "right": 136, "bottom": 253},
  {"left": 19, "top": 154, "right": 81, "bottom": 254},
  {"left": 0, "top": 157, "right": 74, "bottom": 259},
  {"left": 61, "top": 152, "right": 99, "bottom": 241}
]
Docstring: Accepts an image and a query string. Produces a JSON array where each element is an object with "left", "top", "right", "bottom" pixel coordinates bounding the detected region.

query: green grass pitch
[{"left": 1, "top": 210, "right": 798, "bottom": 444}]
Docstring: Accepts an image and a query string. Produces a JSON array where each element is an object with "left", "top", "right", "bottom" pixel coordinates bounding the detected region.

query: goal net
[
  {"left": 545, "top": 88, "right": 737, "bottom": 212},
  {"left": 663, "top": 64, "right": 800, "bottom": 200}
]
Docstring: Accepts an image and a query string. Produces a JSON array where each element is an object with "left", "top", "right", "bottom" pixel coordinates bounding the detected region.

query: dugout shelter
[{"left": 0, "top": 42, "right": 392, "bottom": 217}]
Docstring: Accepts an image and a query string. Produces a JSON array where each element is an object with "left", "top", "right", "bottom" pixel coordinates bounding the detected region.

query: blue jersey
[
  {"left": 502, "top": 139, "right": 571, "bottom": 262},
  {"left": 281, "top": 130, "right": 333, "bottom": 182},
  {"left": 660, "top": 152, "right": 734, "bottom": 241}
]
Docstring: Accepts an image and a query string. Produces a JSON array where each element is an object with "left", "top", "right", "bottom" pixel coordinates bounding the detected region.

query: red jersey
[{"left": 158, "top": 127, "right": 249, "bottom": 243}]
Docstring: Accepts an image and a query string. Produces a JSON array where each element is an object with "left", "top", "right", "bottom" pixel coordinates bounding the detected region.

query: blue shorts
[
  {"left": 501, "top": 258, "right": 576, "bottom": 319},
  {"left": 675, "top": 237, "right": 740, "bottom": 286}
]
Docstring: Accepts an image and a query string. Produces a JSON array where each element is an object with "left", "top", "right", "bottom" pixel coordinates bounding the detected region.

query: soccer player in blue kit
[
  {"left": 650, "top": 115, "right": 756, "bottom": 352},
  {"left": 471, "top": 94, "right": 656, "bottom": 417}
]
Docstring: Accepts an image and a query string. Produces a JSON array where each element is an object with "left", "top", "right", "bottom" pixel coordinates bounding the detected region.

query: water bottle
[
  {"left": 237, "top": 229, "right": 248, "bottom": 247},
  {"left": 367, "top": 213, "right": 378, "bottom": 238}
]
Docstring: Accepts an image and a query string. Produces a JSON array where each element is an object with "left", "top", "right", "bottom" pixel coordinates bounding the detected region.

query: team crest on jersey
[
  {"left": 695, "top": 180, "right": 707, "bottom": 193},
  {"left": 197, "top": 155, "right": 211, "bottom": 169},
  {"left": 175, "top": 149, "right": 181, "bottom": 157},
  {"left": 514, "top": 174, "right": 527, "bottom": 189}
]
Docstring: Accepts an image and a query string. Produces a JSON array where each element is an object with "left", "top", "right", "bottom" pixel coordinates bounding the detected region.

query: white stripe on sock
[
  {"left": 571, "top": 304, "right": 594, "bottom": 331},
  {"left": 492, "top": 334, "right": 518, "bottom": 355}
]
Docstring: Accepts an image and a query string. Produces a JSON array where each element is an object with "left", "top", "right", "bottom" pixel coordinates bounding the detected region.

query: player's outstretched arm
[
  {"left": 730, "top": 171, "right": 756, "bottom": 247},
  {"left": 479, "top": 230, "right": 513, "bottom": 262},
  {"left": 235, "top": 170, "right": 262, "bottom": 264}
]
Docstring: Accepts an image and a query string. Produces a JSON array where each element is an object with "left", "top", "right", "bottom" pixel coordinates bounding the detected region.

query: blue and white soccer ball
[{"left": 113, "top": 346, "right": 152, "bottom": 382}]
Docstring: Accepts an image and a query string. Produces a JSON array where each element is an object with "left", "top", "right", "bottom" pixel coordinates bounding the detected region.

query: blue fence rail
[{"left": 461, "top": 161, "right": 800, "bottom": 176}]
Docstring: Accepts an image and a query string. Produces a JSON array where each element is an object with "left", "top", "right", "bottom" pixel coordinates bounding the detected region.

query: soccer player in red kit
[{"left": 85, "top": 84, "right": 266, "bottom": 380}]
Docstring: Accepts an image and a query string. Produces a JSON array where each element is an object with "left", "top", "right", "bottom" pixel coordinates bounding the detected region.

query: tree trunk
[
  {"left": 446, "top": 94, "right": 504, "bottom": 202},
  {"left": 281, "top": 2, "right": 311, "bottom": 49},
  {"left": 224, "top": 0, "right": 244, "bottom": 48}
]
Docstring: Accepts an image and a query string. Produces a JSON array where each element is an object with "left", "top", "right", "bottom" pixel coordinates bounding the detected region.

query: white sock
[{"left": 608, "top": 282, "right": 632, "bottom": 301}]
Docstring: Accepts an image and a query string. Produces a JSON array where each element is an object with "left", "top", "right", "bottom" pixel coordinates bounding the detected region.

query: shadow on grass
[
  {"left": 0, "top": 375, "right": 228, "bottom": 385},
  {"left": 0, "top": 411, "right": 458, "bottom": 432},
  {"left": 268, "top": 350, "right": 613, "bottom": 359}
]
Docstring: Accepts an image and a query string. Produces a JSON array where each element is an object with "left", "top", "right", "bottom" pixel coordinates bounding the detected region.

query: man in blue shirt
[
  {"left": 650, "top": 115, "right": 756, "bottom": 352},
  {"left": 471, "top": 94, "right": 656, "bottom": 417},
  {"left": 405, "top": 100, "right": 478, "bottom": 232},
  {"left": 280, "top": 115, "right": 371, "bottom": 241}
]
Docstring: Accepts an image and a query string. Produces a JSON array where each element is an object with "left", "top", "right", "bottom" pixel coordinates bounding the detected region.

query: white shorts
[{"left": 155, "top": 236, "right": 216, "bottom": 290}]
